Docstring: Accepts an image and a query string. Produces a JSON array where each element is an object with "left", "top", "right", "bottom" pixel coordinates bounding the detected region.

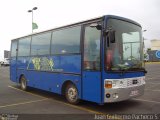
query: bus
[{"left": 10, "top": 15, "right": 147, "bottom": 104}]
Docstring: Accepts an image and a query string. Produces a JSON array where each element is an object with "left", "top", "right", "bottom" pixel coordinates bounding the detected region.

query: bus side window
[
  {"left": 83, "top": 24, "right": 101, "bottom": 71},
  {"left": 11, "top": 41, "right": 18, "bottom": 57}
]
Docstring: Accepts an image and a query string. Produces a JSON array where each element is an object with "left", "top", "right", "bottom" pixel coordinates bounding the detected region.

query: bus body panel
[
  {"left": 82, "top": 71, "right": 101, "bottom": 103},
  {"left": 10, "top": 40, "right": 18, "bottom": 83},
  {"left": 103, "top": 72, "right": 145, "bottom": 79},
  {"left": 60, "top": 55, "right": 81, "bottom": 73},
  {"left": 22, "top": 70, "right": 81, "bottom": 96},
  {"left": 10, "top": 57, "right": 18, "bottom": 82},
  {"left": 17, "top": 57, "right": 30, "bottom": 69},
  {"left": 15, "top": 55, "right": 82, "bottom": 97},
  {"left": 102, "top": 72, "right": 145, "bottom": 103}
]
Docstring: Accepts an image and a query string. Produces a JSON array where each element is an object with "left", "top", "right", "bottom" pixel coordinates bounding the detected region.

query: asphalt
[{"left": 0, "top": 63, "right": 160, "bottom": 119}]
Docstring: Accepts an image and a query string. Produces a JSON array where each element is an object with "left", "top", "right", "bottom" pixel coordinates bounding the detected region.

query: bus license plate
[
  {"left": 132, "top": 79, "right": 138, "bottom": 84},
  {"left": 130, "top": 90, "right": 139, "bottom": 96}
]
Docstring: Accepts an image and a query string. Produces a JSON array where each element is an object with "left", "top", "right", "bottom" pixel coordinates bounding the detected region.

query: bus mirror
[
  {"left": 90, "top": 23, "right": 102, "bottom": 30},
  {"left": 109, "top": 30, "right": 115, "bottom": 43}
]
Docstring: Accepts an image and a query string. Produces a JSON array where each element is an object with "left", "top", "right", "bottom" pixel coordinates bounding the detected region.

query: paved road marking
[
  {"left": 8, "top": 85, "right": 103, "bottom": 114},
  {"left": 134, "top": 99, "right": 160, "bottom": 104},
  {"left": 55, "top": 100, "right": 102, "bottom": 114},
  {"left": 6, "top": 86, "right": 121, "bottom": 120},
  {"left": 146, "top": 82, "right": 160, "bottom": 84},
  {"left": 0, "top": 98, "right": 48, "bottom": 108},
  {"left": 145, "top": 78, "right": 153, "bottom": 80},
  {"left": 145, "top": 62, "right": 160, "bottom": 64},
  {"left": 146, "top": 77, "right": 159, "bottom": 80},
  {"left": 145, "top": 89, "right": 160, "bottom": 92},
  {"left": 145, "top": 84, "right": 158, "bottom": 90},
  {"left": 8, "top": 85, "right": 47, "bottom": 99}
]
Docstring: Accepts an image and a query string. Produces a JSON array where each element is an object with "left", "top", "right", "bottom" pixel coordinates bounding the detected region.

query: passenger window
[
  {"left": 11, "top": 41, "right": 18, "bottom": 57},
  {"left": 51, "top": 26, "right": 81, "bottom": 54},
  {"left": 83, "top": 24, "right": 101, "bottom": 70},
  {"left": 18, "top": 37, "right": 31, "bottom": 56},
  {"left": 31, "top": 32, "right": 51, "bottom": 55}
]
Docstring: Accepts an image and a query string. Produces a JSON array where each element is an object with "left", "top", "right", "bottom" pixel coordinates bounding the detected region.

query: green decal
[
  {"left": 32, "top": 58, "right": 41, "bottom": 70},
  {"left": 27, "top": 57, "right": 63, "bottom": 72}
]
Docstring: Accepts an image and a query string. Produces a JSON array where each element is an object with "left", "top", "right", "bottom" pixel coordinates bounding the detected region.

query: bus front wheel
[
  {"left": 65, "top": 83, "right": 79, "bottom": 104},
  {"left": 20, "top": 76, "right": 27, "bottom": 91}
]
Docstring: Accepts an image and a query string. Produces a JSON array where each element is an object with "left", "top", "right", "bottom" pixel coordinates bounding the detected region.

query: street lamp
[
  {"left": 28, "top": 7, "right": 38, "bottom": 33},
  {"left": 142, "top": 29, "right": 148, "bottom": 64},
  {"left": 143, "top": 30, "right": 147, "bottom": 32},
  {"left": 142, "top": 29, "right": 147, "bottom": 48}
]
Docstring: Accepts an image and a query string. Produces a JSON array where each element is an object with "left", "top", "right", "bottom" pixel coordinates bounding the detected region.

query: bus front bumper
[{"left": 104, "top": 84, "right": 145, "bottom": 103}]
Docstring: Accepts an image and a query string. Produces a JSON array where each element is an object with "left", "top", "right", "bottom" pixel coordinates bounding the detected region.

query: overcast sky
[{"left": 0, "top": 0, "right": 159, "bottom": 59}]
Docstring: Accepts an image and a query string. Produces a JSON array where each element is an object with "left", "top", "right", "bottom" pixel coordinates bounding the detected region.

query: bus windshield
[{"left": 105, "top": 19, "right": 144, "bottom": 71}]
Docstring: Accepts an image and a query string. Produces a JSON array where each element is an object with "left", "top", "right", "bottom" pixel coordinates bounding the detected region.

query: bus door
[
  {"left": 82, "top": 23, "right": 102, "bottom": 103},
  {"left": 10, "top": 40, "right": 18, "bottom": 82}
]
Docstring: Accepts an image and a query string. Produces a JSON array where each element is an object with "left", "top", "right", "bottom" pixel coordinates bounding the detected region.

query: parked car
[{"left": 1, "top": 58, "right": 10, "bottom": 66}]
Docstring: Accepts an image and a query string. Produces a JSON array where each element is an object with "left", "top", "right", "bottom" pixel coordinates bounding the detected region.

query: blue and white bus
[{"left": 10, "top": 15, "right": 146, "bottom": 104}]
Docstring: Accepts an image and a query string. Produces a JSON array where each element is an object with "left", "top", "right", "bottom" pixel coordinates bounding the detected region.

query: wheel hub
[{"left": 68, "top": 88, "right": 77, "bottom": 101}]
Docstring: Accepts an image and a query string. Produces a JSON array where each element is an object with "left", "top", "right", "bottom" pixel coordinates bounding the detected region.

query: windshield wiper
[{"left": 124, "top": 67, "right": 147, "bottom": 74}]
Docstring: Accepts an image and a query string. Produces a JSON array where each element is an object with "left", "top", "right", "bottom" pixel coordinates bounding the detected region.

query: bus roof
[
  {"left": 105, "top": 15, "right": 141, "bottom": 27},
  {"left": 11, "top": 16, "right": 103, "bottom": 41},
  {"left": 11, "top": 15, "right": 141, "bottom": 41}
]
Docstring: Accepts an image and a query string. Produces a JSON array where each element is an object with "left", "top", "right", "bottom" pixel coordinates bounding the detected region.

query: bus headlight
[{"left": 105, "top": 81, "right": 112, "bottom": 88}]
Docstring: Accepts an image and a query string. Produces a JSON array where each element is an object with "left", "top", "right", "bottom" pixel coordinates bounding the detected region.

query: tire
[
  {"left": 20, "top": 76, "right": 27, "bottom": 91},
  {"left": 65, "top": 83, "right": 79, "bottom": 104}
]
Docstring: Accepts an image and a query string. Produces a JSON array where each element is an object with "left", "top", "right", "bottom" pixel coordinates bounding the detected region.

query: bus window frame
[
  {"left": 104, "top": 18, "right": 144, "bottom": 73},
  {"left": 51, "top": 25, "right": 82, "bottom": 55},
  {"left": 30, "top": 31, "right": 52, "bottom": 56},
  {"left": 82, "top": 21, "right": 102, "bottom": 72},
  {"left": 17, "top": 36, "right": 32, "bottom": 57},
  {"left": 11, "top": 39, "right": 18, "bottom": 58}
]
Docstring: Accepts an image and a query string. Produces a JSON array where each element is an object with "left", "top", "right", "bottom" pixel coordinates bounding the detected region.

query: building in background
[
  {"left": 151, "top": 39, "right": 160, "bottom": 50},
  {"left": 146, "top": 39, "right": 160, "bottom": 62},
  {"left": 4, "top": 50, "right": 10, "bottom": 59},
  {"left": 147, "top": 50, "right": 160, "bottom": 62}
]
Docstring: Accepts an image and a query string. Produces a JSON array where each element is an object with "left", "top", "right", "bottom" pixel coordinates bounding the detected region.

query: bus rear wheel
[
  {"left": 65, "top": 84, "right": 79, "bottom": 104},
  {"left": 20, "top": 76, "right": 27, "bottom": 91}
]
